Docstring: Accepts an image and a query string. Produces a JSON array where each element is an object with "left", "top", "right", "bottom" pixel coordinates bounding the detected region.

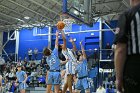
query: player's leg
[
  {"left": 82, "top": 78, "right": 90, "bottom": 93},
  {"left": 46, "top": 72, "right": 53, "bottom": 93},
  {"left": 46, "top": 85, "right": 52, "bottom": 93},
  {"left": 54, "top": 72, "right": 61, "bottom": 93},
  {"left": 67, "top": 75, "right": 73, "bottom": 93}
]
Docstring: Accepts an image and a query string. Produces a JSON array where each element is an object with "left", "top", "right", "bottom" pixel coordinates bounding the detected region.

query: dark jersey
[{"left": 114, "top": 4, "right": 140, "bottom": 55}]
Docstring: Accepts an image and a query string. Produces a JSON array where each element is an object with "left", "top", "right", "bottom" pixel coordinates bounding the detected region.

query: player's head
[
  {"left": 58, "top": 44, "right": 63, "bottom": 52},
  {"left": 17, "top": 63, "right": 22, "bottom": 71},
  {"left": 79, "top": 55, "right": 83, "bottom": 61},
  {"left": 77, "top": 51, "right": 83, "bottom": 61},
  {"left": 43, "top": 47, "right": 51, "bottom": 56}
]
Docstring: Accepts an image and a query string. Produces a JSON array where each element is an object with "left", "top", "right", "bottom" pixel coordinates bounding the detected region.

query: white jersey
[
  {"left": 96, "top": 87, "right": 106, "bottom": 93},
  {"left": 28, "top": 50, "right": 32, "bottom": 55},
  {"left": 62, "top": 48, "right": 77, "bottom": 75},
  {"left": 34, "top": 49, "right": 38, "bottom": 54},
  {"left": 0, "top": 57, "right": 5, "bottom": 65},
  {"left": 8, "top": 72, "right": 14, "bottom": 78}
]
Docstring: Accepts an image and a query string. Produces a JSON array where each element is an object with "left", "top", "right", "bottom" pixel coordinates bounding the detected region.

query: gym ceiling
[{"left": 0, "top": 0, "right": 130, "bottom": 32}]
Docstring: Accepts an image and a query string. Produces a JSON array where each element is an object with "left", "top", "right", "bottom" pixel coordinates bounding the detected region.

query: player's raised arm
[{"left": 80, "top": 41, "right": 86, "bottom": 59}]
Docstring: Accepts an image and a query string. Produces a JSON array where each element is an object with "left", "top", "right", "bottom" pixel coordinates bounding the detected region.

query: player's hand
[
  {"left": 80, "top": 40, "right": 83, "bottom": 45},
  {"left": 69, "top": 38, "right": 74, "bottom": 42},
  {"left": 56, "top": 31, "right": 59, "bottom": 37},
  {"left": 66, "top": 58, "right": 69, "bottom": 61},
  {"left": 14, "top": 82, "right": 19, "bottom": 86}
]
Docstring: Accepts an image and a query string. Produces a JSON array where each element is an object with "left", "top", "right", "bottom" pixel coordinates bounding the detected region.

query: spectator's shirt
[
  {"left": 46, "top": 48, "right": 60, "bottom": 70},
  {"left": 28, "top": 50, "right": 32, "bottom": 55},
  {"left": 34, "top": 49, "right": 38, "bottom": 54},
  {"left": 96, "top": 87, "right": 106, "bottom": 93},
  {"left": 0, "top": 57, "right": 5, "bottom": 65},
  {"left": 16, "top": 71, "right": 26, "bottom": 83},
  {"left": 9, "top": 72, "right": 15, "bottom": 78}
]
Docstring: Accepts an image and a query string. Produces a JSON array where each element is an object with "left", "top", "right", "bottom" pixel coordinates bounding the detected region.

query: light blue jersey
[
  {"left": 16, "top": 71, "right": 26, "bottom": 83},
  {"left": 46, "top": 48, "right": 61, "bottom": 85},
  {"left": 47, "top": 48, "right": 60, "bottom": 70},
  {"left": 75, "top": 59, "right": 89, "bottom": 90},
  {"left": 76, "top": 59, "right": 88, "bottom": 78},
  {"left": 16, "top": 71, "right": 28, "bottom": 90}
]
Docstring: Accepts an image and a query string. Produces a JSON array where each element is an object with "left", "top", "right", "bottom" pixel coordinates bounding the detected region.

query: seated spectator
[
  {"left": 36, "top": 64, "right": 42, "bottom": 74},
  {"left": 34, "top": 48, "right": 38, "bottom": 60},
  {"left": 96, "top": 85, "right": 106, "bottom": 93},
  {"left": 30, "top": 62, "right": 36, "bottom": 71},
  {"left": 0, "top": 75, "right": 2, "bottom": 92},
  {"left": 8, "top": 70, "right": 15, "bottom": 81},
  {"left": 31, "top": 69, "right": 37, "bottom": 77}
]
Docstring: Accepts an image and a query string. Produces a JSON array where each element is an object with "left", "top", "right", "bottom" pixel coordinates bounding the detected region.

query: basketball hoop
[{"left": 59, "top": 14, "right": 74, "bottom": 33}]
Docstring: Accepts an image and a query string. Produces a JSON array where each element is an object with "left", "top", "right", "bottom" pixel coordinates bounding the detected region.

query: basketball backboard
[{"left": 63, "top": 0, "right": 93, "bottom": 27}]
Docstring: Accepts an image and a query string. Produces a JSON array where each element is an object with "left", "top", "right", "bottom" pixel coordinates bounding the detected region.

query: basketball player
[
  {"left": 75, "top": 41, "right": 90, "bottom": 93},
  {"left": 16, "top": 63, "right": 28, "bottom": 93},
  {"left": 43, "top": 31, "right": 60, "bottom": 93},
  {"left": 46, "top": 59, "right": 68, "bottom": 93},
  {"left": 59, "top": 30, "right": 77, "bottom": 93},
  {"left": 44, "top": 31, "right": 69, "bottom": 93}
]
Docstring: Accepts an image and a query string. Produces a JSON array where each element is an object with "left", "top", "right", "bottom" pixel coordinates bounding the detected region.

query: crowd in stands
[{"left": 0, "top": 55, "right": 48, "bottom": 93}]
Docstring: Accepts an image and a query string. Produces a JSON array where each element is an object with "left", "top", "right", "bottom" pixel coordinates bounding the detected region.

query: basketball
[{"left": 57, "top": 21, "right": 65, "bottom": 30}]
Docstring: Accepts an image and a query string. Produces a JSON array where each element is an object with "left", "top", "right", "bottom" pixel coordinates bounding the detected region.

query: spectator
[
  {"left": 28, "top": 48, "right": 32, "bottom": 61},
  {"left": 96, "top": 85, "right": 106, "bottom": 93},
  {"left": 34, "top": 48, "right": 38, "bottom": 60},
  {"left": 18, "top": 57, "right": 22, "bottom": 62},
  {"left": 8, "top": 70, "right": 15, "bottom": 81},
  {"left": 9, "top": 53, "right": 15, "bottom": 62},
  {"left": 0, "top": 75, "right": 2, "bottom": 92},
  {"left": 0, "top": 57, "right": 5, "bottom": 75},
  {"left": 93, "top": 48, "right": 98, "bottom": 62},
  {"left": 105, "top": 43, "right": 111, "bottom": 59}
]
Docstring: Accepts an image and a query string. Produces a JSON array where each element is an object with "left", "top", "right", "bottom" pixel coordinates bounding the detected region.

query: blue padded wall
[
  {"left": 51, "top": 22, "right": 100, "bottom": 51},
  {"left": 102, "top": 21, "right": 117, "bottom": 59},
  {"left": 2, "top": 21, "right": 117, "bottom": 60},
  {"left": 102, "top": 20, "right": 117, "bottom": 48},
  {"left": 19, "top": 27, "right": 48, "bottom": 60}
]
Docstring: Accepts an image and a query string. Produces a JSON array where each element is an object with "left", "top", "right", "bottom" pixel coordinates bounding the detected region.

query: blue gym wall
[
  {"left": 18, "top": 27, "right": 48, "bottom": 60},
  {"left": 102, "top": 20, "right": 117, "bottom": 59},
  {"left": 102, "top": 20, "right": 117, "bottom": 48},
  {"left": 52, "top": 22, "right": 100, "bottom": 50},
  {"left": 3, "top": 21, "right": 117, "bottom": 60}
]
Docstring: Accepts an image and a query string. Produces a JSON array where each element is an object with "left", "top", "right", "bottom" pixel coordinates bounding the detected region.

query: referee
[{"left": 114, "top": 0, "right": 140, "bottom": 93}]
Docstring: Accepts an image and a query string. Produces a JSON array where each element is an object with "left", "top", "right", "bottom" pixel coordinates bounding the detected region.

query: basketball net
[{"left": 60, "top": 14, "right": 74, "bottom": 33}]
